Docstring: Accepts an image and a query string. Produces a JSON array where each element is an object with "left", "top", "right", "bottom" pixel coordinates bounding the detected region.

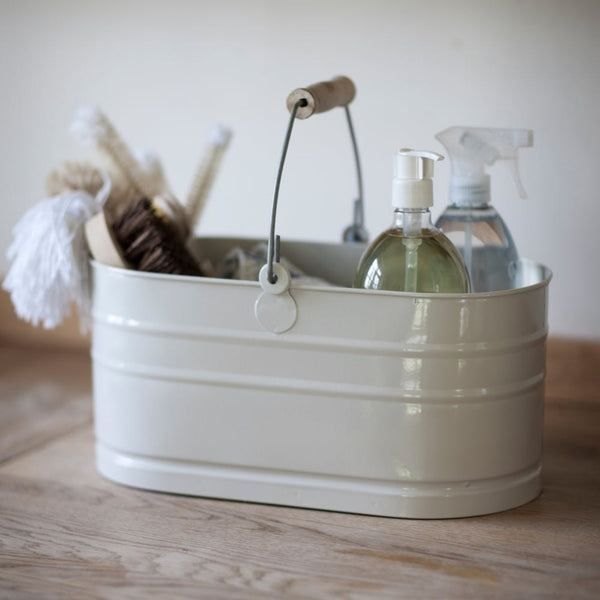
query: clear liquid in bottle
[{"left": 436, "top": 204, "right": 517, "bottom": 292}]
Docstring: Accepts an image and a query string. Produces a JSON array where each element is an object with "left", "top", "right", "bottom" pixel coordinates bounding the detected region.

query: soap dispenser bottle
[
  {"left": 354, "top": 149, "right": 470, "bottom": 293},
  {"left": 435, "top": 127, "right": 533, "bottom": 292}
]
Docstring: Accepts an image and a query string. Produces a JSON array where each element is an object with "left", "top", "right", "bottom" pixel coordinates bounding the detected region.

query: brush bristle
[{"left": 112, "top": 198, "right": 203, "bottom": 276}]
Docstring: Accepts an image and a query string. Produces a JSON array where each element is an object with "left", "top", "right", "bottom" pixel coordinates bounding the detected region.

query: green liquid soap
[
  {"left": 354, "top": 213, "right": 470, "bottom": 293},
  {"left": 354, "top": 149, "right": 470, "bottom": 294}
]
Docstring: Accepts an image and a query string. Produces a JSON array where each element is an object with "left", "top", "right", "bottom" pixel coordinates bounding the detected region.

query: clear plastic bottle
[
  {"left": 435, "top": 204, "right": 518, "bottom": 293},
  {"left": 435, "top": 127, "right": 533, "bottom": 292},
  {"left": 354, "top": 149, "right": 470, "bottom": 293}
]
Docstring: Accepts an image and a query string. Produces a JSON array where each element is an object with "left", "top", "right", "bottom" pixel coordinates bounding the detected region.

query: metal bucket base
[{"left": 97, "top": 443, "right": 542, "bottom": 519}]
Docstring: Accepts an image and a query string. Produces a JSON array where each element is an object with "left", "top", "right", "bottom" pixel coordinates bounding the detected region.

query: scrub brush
[
  {"left": 111, "top": 193, "right": 201, "bottom": 274},
  {"left": 117, "top": 123, "right": 232, "bottom": 274},
  {"left": 114, "top": 122, "right": 232, "bottom": 270},
  {"left": 73, "top": 105, "right": 201, "bottom": 274},
  {"left": 81, "top": 112, "right": 232, "bottom": 275}
]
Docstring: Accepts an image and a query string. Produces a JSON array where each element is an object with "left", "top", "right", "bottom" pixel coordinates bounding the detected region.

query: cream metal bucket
[{"left": 92, "top": 236, "right": 551, "bottom": 519}]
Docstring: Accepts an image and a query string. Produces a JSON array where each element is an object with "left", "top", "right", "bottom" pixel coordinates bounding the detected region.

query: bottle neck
[
  {"left": 451, "top": 199, "right": 491, "bottom": 209},
  {"left": 393, "top": 208, "right": 433, "bottom": 236}
]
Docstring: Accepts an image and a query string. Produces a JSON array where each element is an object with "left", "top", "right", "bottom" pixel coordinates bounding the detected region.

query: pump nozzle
[
  {"left": 436, "top": 127, "right": 533, "bottom": 206},
  {"left": 392, "top": 148, "right": 444, "bottom": 209}
]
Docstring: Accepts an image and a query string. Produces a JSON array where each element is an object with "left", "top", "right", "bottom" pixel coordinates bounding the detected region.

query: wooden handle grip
[
  {"left": 286, "top": 76, "right": 356, "bottom": 119},
  {"left": 84, "top": 210, "right": 128, "bottom": 269}
]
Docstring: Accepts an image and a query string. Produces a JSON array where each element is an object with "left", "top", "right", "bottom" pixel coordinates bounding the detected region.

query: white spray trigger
[
  {"left": 436, "top": 127, "right": 533, "bottom": 206},
  {"left": 506, "top": 158, "right": 528, "bottom": 199}
]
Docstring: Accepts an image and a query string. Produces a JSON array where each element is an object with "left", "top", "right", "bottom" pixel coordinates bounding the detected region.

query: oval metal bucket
[{"left": 92, "top": 237, "right": 551, "bottom": 519}]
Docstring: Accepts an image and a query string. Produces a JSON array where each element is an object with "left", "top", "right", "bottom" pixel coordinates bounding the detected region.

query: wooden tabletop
[{"left": 1, "top": 338, "right": 599, "bottom": 599}]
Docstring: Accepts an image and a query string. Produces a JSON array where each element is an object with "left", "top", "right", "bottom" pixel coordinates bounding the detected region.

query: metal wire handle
[
  {"left": 266, "top": 99, "right": 306, "bottom": 284},
  {"left": 344, "top": 105, "right": 365, "bottom": 232},
  {"left": 266, "top": 100, "right": 364, "bottom": 284}
]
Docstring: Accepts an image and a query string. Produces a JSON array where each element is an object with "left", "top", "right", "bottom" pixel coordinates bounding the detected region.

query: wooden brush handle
[
  {"left": 84, "top": 210, "right": 128, "bottom": 269},
  {"left": 286, "top": 76, "right": 356, "bottom": 119}
]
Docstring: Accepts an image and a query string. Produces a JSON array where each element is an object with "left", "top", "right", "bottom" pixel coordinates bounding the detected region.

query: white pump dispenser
[
  {"left": 392, "top": 149, "right": 443, "bottom": 209},
  {"left": 435, "top": 127, "right": 533, "bottom": 292}
]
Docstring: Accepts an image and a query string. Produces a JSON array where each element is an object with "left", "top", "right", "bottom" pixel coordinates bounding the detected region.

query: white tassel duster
[{"left": 3, "top": 175, "right": 110, "bottom": 331}]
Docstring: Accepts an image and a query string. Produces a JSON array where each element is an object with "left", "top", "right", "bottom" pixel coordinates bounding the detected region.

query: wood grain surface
[
  {"left": 0, "top": 289, "right": 89, "bottom": 351},
  {"left": 0, "top": 345, "right": 92, "bottom": 464},
  {"left": 1, "top": 338, "right": 599, "bottom": 599}
]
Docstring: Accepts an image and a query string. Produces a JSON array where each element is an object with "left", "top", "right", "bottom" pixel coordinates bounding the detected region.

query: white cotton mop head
[{"left": 2, "top": 173, "right": 111, "bottom": 331}]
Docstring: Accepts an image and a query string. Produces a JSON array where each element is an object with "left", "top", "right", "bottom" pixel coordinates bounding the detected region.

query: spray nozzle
[{"left": 436, "top": 127, "right": 533, "bottom": 206}]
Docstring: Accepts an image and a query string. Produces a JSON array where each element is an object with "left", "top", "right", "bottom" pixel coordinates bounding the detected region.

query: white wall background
[{"left": 1, "top": 0, "right": 598, "bottom": 339}]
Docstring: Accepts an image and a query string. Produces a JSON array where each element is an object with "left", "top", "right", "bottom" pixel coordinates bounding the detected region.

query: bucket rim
[{"left": 90, "top": 257, "right": 552, "bottom": 300}]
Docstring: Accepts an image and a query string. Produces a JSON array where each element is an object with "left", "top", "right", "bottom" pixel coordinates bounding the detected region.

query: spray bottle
[
  {"left": 435, "top": 127, "right": 533, "bottom": 292},
  {"left": 354, "top": 149, "right": 470, "bottom": 293}
]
